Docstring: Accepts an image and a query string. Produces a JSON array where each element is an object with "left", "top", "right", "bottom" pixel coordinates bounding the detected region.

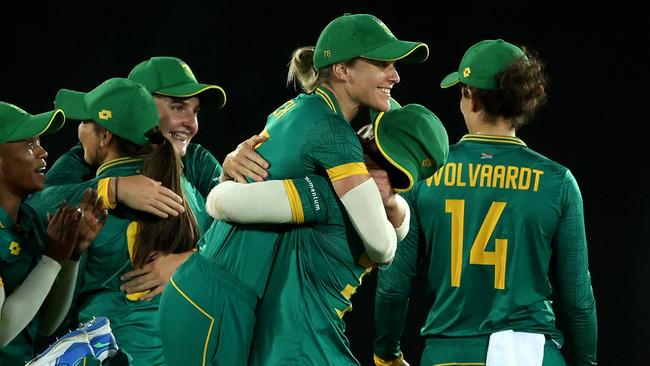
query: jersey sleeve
[
  {"left": 373, "top": 190, "right": 420, "bottom": 361},
  {"left": 44, "top": 145, "right": 94, "bottom": 186},
  {"left": 551, "top": 170, "right": 597, "bottom": 366},
  {"left": 303, "top": 116, "right": 368, "bottom": 183},
  {"left": 26, "top": 178, "right": 101, "bottom": 225},
  {"left": 182, "top": 144, "right": 222, "bottom": 198},
  {"left": 283, "top": 174, "right": 335, "bottom": 224}
]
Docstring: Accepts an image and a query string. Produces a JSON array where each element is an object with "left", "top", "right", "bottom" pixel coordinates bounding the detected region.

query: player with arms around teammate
[
  {"left": 159, "top": 13, "right": 429, "bottom": 366},
  {"left": 37, "top": 77, "right": 200, "bottom": 365},
  {"left": 373, "top": 39, "right": 597, "bottom": 366}
]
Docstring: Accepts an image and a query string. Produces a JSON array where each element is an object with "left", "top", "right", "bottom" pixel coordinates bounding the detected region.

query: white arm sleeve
[
  {"left": 205, "top": 180, "right": 293, "bottom": 224},
  {"left": 38, "top": 260, "right": 80, "bottom": 335},
  {"left": 394, "top": 194, "right": 411, "bottom": 241},
  {"left": 0, "top": 255, "right": 61, "bottom": 347},
  {"left": 340, "top": 179, "right": 397, "bottom": 264}
]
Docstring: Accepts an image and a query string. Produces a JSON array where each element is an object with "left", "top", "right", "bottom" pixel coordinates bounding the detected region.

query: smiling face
[
  {"left": 154, "top": 95, "right": 200, "bottom": 157},
  {"left": 0, "top": 137, "right": 48, "bottom": 197},
  {"left": 346, "top": 58, "right": 400, "bottom": 112}
]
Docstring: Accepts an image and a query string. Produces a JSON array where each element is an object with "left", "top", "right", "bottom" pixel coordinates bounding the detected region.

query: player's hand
[
  {"left": 221, "top": 135, "right": 269, "bottom": 183},
  {"left": 120, "top": 250, "right": 193, "bottom": 301},
  {"left": 45, "top": 204, "right": 81, "bottom": 263},
  {"left": 72, "top": 188, "right": 109, "bottom": 261},
  {"left": 374, "top": 353, "right": 410, "bottom": 366},
  {"left": 369, "top": 168, "right": 406, "bottom": 228},
  {"left": 369, "top": 169, "right": 397, "bottom": 208},
  {"left": 117, "top": 175, "right": 184, "bottom": 218}
]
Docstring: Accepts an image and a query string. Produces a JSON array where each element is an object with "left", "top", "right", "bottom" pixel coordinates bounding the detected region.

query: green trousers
[{"left": 159, "top": 252, "right": 257, "bottom": 366}]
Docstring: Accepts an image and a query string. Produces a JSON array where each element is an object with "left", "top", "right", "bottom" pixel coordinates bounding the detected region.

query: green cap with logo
[
  {"left": 128, "top": 56, "right": 226, "bottom": 108},
  {"left": 440, "top": 39, "right": 525, "bottom": 90},
  {"left": 372, "top": 104, "right": 449, "bottom": 192},
  {"left": 0, "top": 102, "right": 65, "bottom": 144},
  {"left": 313, "top": 13, "right": 429, "bottom": 70},
  {"left": 55, "top": 78, "right": 159, "bottom": 146}
]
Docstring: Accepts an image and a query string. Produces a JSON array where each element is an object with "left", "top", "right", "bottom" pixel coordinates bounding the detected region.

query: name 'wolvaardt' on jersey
[{"left": 426, "top": 162, "right": 544, "bottom": 192}]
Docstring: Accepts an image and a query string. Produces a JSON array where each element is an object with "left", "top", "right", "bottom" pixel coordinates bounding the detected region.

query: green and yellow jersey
[
  {"left": 87, "top": 158, "right": 212, "bottom": 366},
  {"left": 0, "top": 204, "right": 46, "bottom": 364},
  {"left": 200, "top": 86, "right": 368, "bottom": 298},
  {"left": 374, "top": 134, "right": 597, "bottom": 365},
  {"left": 27, "top": 142, "right": 219, "bottom": 255},
  {"left": 241, "top": 88, "right": 378, "bottom": 366},
  {"left": 26, "top": 155, "right": 213, "bottom": 366}
]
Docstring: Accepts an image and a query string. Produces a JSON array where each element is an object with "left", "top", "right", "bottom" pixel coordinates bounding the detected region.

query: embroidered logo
[
  {"left": 422, "top": 159, "right": 433, "bottom": 167},
  {"left": 98, "top": 110, "right": 112, "bottom": 120},
  {"left": 373, "top": 17, "right": 395, "bottom": 38},
  {"left": 480, "top": 153, "right": 493, "bottom": 159},
  {"left": 9, "top": 241, "right": 21, "bottom": 255},
  {"left": 463, "top": 67, "right": 472, "bottom": 78},
  {"left": 180, "top": 62, "right": 197, "bottom": 81}
]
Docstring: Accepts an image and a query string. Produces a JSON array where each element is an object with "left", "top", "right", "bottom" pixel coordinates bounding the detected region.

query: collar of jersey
[
  {"left": 314, "top": 87, "right": 344, "bottom": 119},
  {"left": 96, "top": 156, "right": 146, "bottom": 177},
  {"left": 0, "top": 202, "right": 36, "bottom": 231},
  {"left": 460, "top": 134, "right": 527, "bottom": 146},
  {"left": 0, "top": 206, "right": 13, "bottom": 229}
]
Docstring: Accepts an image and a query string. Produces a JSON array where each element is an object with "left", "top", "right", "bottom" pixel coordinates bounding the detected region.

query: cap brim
[
  {"left": 440, "top": 71, "right": 460, "bottom": 88},
  {"left": 55, "top": 89, "right": 91, "bottom": 120},
  {"left": 363, "top": 41, "right": 429, "bottom": 64},
  {"left": 156, "top": 83, "right": 226, "bottom": 109},
  {"left": 373, "top": 111, "right": 415, "bottom": 192},
  {"left": 6, "top": 109, "right": 65, "bottom": 142}
]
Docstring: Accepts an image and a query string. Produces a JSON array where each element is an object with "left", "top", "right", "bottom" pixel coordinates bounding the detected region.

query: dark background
[{"left": 3, "top": 3, "right": 647, "bottom": 365}]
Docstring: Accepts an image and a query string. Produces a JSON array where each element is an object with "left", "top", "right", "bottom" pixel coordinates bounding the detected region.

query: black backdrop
[{"left": 2, "top": 2, "right": 647, "bottom": 364}]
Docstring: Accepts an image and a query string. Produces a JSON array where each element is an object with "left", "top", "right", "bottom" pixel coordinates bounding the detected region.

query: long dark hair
[
  {"left": 463, "top": 48, "right": 548, "bottom": 129},
  {"left": 110, "top": 129, "right": 199, "bottom": 267}
]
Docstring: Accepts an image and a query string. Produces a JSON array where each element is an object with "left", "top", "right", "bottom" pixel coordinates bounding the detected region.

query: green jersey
[
  {"left": 374, "top": 134, "right": 597, "bottom": 365},
  {"left": 0, "top": 204, "right": 46, "bottom": 364},
  {"left": 26, "top": 156, "right": 212, "bottom": 366},
  {"left": 28, "top": 143, "right": 220, "bottom": 231},
  {"left": 200, "top": 86, "right": 367, "bottom": 298},
  {"left": 245, "top": 88, "right": 374, "bottom": 366}
]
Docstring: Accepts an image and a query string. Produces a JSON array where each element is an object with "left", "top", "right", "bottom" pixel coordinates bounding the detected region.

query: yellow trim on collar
[
  {"left": 96, "top": 156, "right": 145, "bottom": 176},
  {"left": 315, "top": 88, "right": 336, "bottom": 112},
  {"left": 373, "top": 111, "right": 414, "bottom": 192},
  {"left": 460, "top": 134, "right": 526, "bottom": 146}
]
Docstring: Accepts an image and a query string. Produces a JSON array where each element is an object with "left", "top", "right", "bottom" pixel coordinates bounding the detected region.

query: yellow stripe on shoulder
[
  {"left": 327, "top": 162, "right": 368, "bottom": 182},
  {"left": 282, "top": 180, "right": 304, "bottom": 224},
  {"left": 97, "top": 178, "right": 116, "bottom": 209},
  {"left": 125, "top": 221, "right": 150, "bottom": 301}
]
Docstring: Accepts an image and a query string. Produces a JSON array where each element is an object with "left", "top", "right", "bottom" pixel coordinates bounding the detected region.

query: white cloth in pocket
[{"left": 486, "top": 329, "right": 545, "bottom": 366}]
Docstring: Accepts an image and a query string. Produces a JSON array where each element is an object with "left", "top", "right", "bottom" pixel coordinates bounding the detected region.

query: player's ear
[
  {"left": 331, "top": 62, "right": 350, "bottom": 81},
  {"left": 99, "top": 128, "right": 113, "bottom": 147}
]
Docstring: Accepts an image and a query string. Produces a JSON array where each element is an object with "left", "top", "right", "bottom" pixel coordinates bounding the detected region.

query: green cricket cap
[
  {"left": 128, "top": 56, "right": 226, "bottom": 108},
  {"left": 440, "top": 39, "right": 525, "bottom": 90},
  {"left": 314, "top": 13, "right": 429, "bottom": 70},
  {"left": 0, "top": 102, "right": 65, "bottom": 144},
  {"left": 55, "top": 78, "right": 159, "bottom": 146},
  {"left": 373, "top": 104, "right": 449, "bottom": 192}
]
